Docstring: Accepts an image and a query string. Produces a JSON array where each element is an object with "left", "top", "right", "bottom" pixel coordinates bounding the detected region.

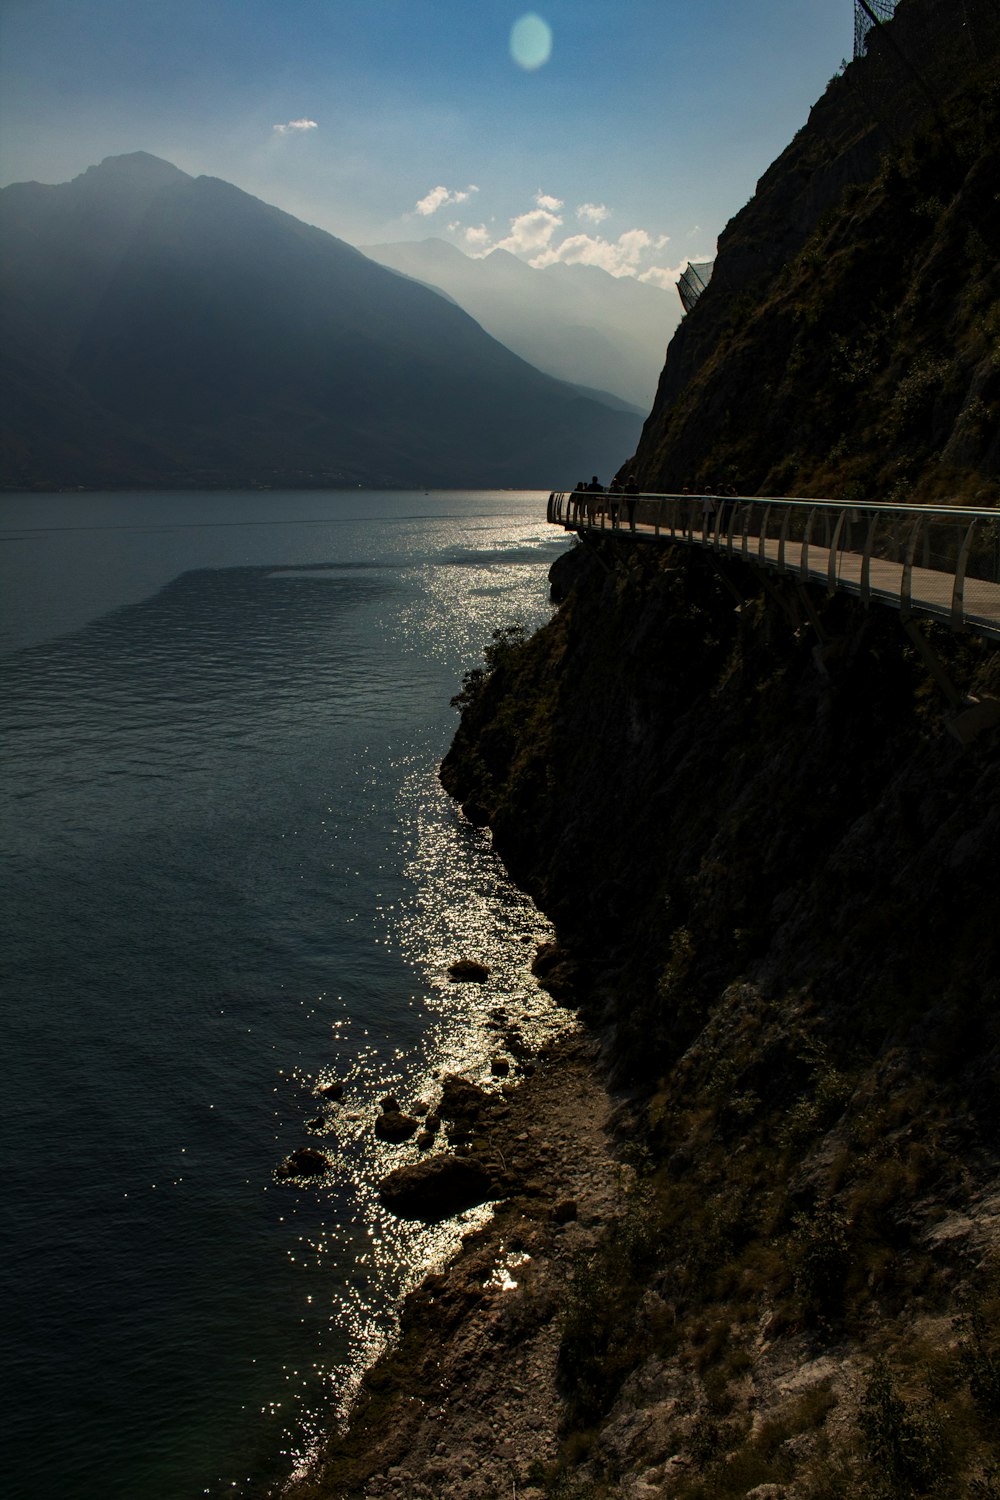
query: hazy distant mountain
[
  {"left": 0, "top": 153, "right": 641, "bottom": 490},
  {"left": 362, "top": 237, "right": 680, "bottom": 411}
]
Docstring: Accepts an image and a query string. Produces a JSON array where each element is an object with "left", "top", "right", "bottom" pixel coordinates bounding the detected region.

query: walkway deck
[{"left": 548, "top": 493, "right": 1000, "bottom": 644}]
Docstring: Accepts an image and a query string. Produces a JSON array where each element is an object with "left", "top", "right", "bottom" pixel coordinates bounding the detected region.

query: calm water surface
[{"left": 0, "top": 490, "right": 573, "bottom": 1499}]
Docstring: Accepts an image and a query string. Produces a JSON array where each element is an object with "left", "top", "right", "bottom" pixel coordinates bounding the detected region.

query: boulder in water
[
  {"left": 375, "top": 1110, "right": 419, "bottom": 1143},
  {"left": 378, "top": 1153, "right": 496, "bottom": 1220},
  {"left": 448, "top": 958, "right": 489, "bottom": 982},
  {"left": 276, "top": 1146, "right": 330, "bottom": 1179}
]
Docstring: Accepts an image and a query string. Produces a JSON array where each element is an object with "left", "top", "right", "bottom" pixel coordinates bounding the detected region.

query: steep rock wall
[
  {"left": 628, "top": 0, "right": 1000, "bottom": 502},
  {"left": 443, "top": 540, "right": 1000, "bottom": 1088},
  {"left": 439, "top": 539, "right": 1000, "bottom": 1488}
]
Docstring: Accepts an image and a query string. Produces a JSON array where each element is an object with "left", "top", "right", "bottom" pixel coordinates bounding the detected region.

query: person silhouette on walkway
[{"left": 625, "top": 474, "right": 639, "bottom": 530}]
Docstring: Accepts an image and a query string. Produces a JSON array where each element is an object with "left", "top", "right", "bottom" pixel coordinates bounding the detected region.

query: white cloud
[
  {"left": 415, "top": 183, "right": 479, "bottom": 216},
  {"left": 638, "top": 263, "right": 683, "bottom": 288},
  {"left": 530, "top": 226, "right": 668, "bottom": 277},
  {"left": 495, "top": 207, "right": 563, "bottom": 255},
  {"left": 462, "top": 223, "right": 493, "bottom": 253},
  {"left": 439, "top": 188, "right": 675, "bottom": 284},
  {"left": 273, "top": 118, "right": 318, "bottom": 134}
]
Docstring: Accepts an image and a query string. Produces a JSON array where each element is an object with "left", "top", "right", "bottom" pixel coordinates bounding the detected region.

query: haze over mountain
[
  {"left": 0, "top": 153, "right": 642, "bottom": 491},
  {"left": 362, "top": 237, "right": 678, "bottom": 411}
]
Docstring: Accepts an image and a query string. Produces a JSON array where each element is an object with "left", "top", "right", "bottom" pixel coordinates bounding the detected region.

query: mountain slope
[
  {"left": 0, "top": 154, "right": 641, "bottom": 490},
  {"left": 362, "top": 237, "right": 676, "bottom": 411}
]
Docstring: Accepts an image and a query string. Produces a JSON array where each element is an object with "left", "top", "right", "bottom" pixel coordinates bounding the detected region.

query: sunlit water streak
[{"left": 0, "top": 490, "right": 573, "bottom": 1500}]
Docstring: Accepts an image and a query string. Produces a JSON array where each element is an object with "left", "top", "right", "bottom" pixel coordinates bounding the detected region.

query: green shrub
[{"left": 858, "top": 1357, "right": 949, "bottom": 1496}]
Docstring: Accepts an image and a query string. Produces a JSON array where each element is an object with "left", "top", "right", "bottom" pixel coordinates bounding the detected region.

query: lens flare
[{"left": 510, "top": 13, "right": 552, "bottom": 71}]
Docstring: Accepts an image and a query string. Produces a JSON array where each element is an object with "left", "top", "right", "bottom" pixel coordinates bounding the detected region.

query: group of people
[
  {"left": 568, "top": 473, "right": 641, "bottom": 529},
  {"left": 561, "top": 477, "right": 744, "bottom": 539}
]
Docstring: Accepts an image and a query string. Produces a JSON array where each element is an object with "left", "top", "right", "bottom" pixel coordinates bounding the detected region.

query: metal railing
[{"left": 546, "top": 491, "right": 1000, "bottom": 641}]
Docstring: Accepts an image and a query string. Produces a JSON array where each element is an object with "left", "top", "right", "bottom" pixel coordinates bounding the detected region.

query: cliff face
[
  {"left": 443, "top": 543, "right": 1000, "bottom": 1078},
  {"left": 629, "top": 0, "right": 1000, "bottom": 502},
  {"left": 441, "top": 538, "right": 1000, "bottom": 1492}
]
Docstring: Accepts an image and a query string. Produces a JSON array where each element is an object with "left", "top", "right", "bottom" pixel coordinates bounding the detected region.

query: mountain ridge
[
  {"left": 362, "top": 235, "right": 678, "bottom": 411},
  {"left": 0, "top": 154, "right": 641, "bottom": 490}
]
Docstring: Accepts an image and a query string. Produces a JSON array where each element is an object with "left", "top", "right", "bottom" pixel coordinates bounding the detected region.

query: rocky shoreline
[{"left": 289, "top": 1023, "right": 631, "bottom": 1499}]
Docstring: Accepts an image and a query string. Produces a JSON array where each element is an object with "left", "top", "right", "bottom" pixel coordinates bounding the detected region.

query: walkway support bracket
[{"left": 899, "top": 615, "right": 963, "bottom": 710}]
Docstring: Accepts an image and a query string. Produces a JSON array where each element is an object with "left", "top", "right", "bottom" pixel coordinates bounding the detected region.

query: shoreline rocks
[
  {"left": 374, "top": 1110, "right": 419, "bottom": 1143},
  {"left": 377, "top": 1152, "right": 497, "bottom": 1220},
  {"left": 275, "top": 1146, "right": 331, "bottom": 1179},
  {"left": 447, "top": 958, "right": 490, "bottom": 982}
]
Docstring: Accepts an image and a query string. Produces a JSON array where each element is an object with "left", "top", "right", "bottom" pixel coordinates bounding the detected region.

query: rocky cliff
[
  {"left": 628, "top": 0, "right": 1000, "bottom": 503},
  {"left": 438, "top": 536, "right": 1000, "bottom": 1494}
]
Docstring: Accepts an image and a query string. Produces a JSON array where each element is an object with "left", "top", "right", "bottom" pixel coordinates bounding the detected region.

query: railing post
[
  {"left": 900, "top": 516, "right": 923, "bottom": 613},
  {"left": 861, "top": 512, "right": 878, "bottom": 606},
  {"left": 800, "top": 507, "right": 817, "bottom": 581},
  {"left": 726, "top": 501, "right": 739, "bottom": 557},
  {"left": 778, "top": 506, "right": 791, "bottom": 573},
  {"left": 951, "top": 518, "right": 977, "bottom": 631},
  {"left": 758, "top": 505, "right": 772, "bottom": 565},
  {"left": 828, "top": 508, "right": 847, "bottom": 591}
]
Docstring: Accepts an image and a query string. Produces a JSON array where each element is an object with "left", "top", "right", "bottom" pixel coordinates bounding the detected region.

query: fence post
[
  {"left": 951, "top": 518, "right": 977, "bottom": 631},
  {"left": 778, "top": 506, "right": 791, "bottom": 573},
  {"left": 828, "top": 508, "right": 847, "bottom": 591},
  {"left": 900, "top": 516, "right": 923, "bottom": 613},
  {"left": 801, "top": 507, "right": 817, "bottom": 581},
  {"left": 758, "top": 505, "right": 772, "bottom": 566},
  {"left": 861, "top": 512, "right": 878, "bottom": 606}
]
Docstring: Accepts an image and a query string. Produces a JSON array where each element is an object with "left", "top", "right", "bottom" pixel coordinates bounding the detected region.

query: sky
[{"left": 0, "top": 0, "right": 853, "bottom": 288}]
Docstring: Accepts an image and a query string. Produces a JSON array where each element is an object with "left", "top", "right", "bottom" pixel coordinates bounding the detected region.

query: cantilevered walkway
[{"left": 547, "top": 491, "right": 1000, "bottom": 645}]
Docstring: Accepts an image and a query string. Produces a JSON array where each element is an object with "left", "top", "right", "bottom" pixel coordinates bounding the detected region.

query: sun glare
[{"left": 510, "top": 13, "right": 553, "bottom": 71}]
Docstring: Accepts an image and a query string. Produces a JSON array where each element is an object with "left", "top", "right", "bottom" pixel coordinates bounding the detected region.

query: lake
[{"left": 0, "top": 489, "right": 573, "bottom": 1499}]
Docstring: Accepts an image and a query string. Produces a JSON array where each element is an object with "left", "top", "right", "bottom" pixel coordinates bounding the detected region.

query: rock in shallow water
[
  {"left": 447, "top": 958, "right": 489, "bottom": 981},
  {"left": 378, "top": 1153, "right": 496, "bottom": 1220},
  {"left": 276, "top": 1146, "right": 331, "bottom": 1179},
  {"left": 375, "top": 1110, "right": 419, "bottom": 1143}
]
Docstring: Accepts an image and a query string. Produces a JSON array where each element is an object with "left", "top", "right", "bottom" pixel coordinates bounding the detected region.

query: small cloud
[
  {"left": 463, "top": 224, "right": 493, "bottom": 254},
  {"left": 449, "top": 192, "right": 673, "bottom": 281},
  {"left": 496, "top": 206, "right": 563, "bottom": 255},
  {"left": 415, "top": 183, "right": 478, "bottom": 216},
  {"left": 273, "top": 118, "right": 318, "bottom": 134},
  {"left": 638, "top": 264, "right": 683, "bottom": 288},
  {"left": 531, "top": 227, "right": 655, "bottom": 276}
]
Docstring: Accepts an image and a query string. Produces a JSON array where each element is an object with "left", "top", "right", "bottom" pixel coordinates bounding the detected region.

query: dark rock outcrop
[
  {"left": 276, "top": 1147, "right": 331, "bottom": 1179},
  {"left": 447, "top": 958, "right": 489, "bottom": 982},
  {"left": 374, "top": 1111, "right": 419, "bottom": 1143},
  {"left": 378, "top": 1153, "right": 496, "bottom": 1221}
]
